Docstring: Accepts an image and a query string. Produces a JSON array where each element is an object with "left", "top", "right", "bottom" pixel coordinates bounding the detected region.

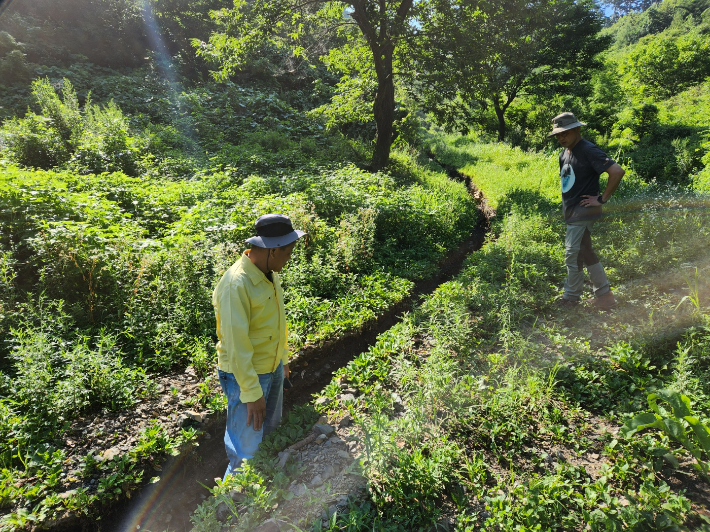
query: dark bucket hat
[
  {"left": 245, "top": 213, "right": 306, "bottom": 248},
  {"left": 548, "top": 112, "right": 586, "bottom": 137}
]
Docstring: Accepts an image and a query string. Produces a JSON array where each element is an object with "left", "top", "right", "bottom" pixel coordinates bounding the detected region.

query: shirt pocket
[{"left": 249, "top": 333, "right": 275, "bottom": 356}]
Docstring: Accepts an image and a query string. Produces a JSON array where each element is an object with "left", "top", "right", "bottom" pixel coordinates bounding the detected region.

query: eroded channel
[{"left": 87, "top": 165, "right": 491, "bottom": 532}]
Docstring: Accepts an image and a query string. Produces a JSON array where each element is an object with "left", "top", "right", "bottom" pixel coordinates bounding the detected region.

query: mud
[{"left": 96, "top": 166, "right": 490, "bottom": 532}]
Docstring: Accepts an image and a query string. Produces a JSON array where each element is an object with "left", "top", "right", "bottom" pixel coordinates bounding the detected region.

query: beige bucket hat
[{"left": 548, "top": 112, "right": 586, "bottom": 137}]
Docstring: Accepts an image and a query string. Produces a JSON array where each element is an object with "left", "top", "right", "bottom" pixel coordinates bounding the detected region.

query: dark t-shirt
[{"left": 559, "top": 138, "right": 615, "bottom": 222}]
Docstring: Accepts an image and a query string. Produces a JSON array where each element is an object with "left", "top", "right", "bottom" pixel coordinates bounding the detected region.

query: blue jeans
[
  {"left": 218, "top": 362, "right": 284, "bottom": 479},
  {"left": 563, "top": 220, "right": 610, "bottom": 301}
]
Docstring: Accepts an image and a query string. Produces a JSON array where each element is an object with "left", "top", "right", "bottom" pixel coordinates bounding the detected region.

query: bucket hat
[
  {"left": 245, "top": 213, "right": 306, "bottom": 248},
  {"left": 548, "top": 112, "right": 586, "bottom": 137}
]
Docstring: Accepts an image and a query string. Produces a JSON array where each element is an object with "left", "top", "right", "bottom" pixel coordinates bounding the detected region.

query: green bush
[{"left": 0, "top": 78, "right": 144, "bottom": 175}]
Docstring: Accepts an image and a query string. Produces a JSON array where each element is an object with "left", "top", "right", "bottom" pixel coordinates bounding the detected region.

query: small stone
[
  {"left": 338, "top": 415, "right": 353, "bottom": 428},
  {"left": 253, "top": 519, "right": 280, "bottom": 532},
  {"left": 314, "top": 423, "right": 335, "bottom": 436},
  {"left": 58, "top": 489, "right": 77, "bottom": 499},
  {"left": 215, "top": 501, "right": 230, "bottom": 522},
  {"left": 590, "top": 453, "right": 600, "bottom": 459},
  {"left": 291, "top": 483, "right": 307, "bottom": 497},
  {"left": 344, "top": 388, "right": 357, "bottom": 395},
  {"left": 230, "top": 490, "right": 246, "bottom": 503},
  {"left": 322, "top": 465, "right": 335, "bottom": 480},
  {"left": 316, "top": 434, "right": 327, "bottom": 444},
  {"left": 277, "top": 450, "right": 292, "bottom": 469},
  {"left": 102, "top": 448, "right": 120, "bottom": 461},
  {"left": 186, "top": 411, "right": 204, "bottom": 423},
  {"left": 329, "top": 435, "right": 344, "bottom": 444},
  {"left": 317, "top": 415, "right": 329, "bottom": 424},
  {"left": 340, "top": 394, "right": 356, "bottom": 403},
  {"left": 309, "top": 474, "right": 323, "bottom": 488},
  {"left": 315, "top": 396, "right": 333, "bottom": 407},
  {"left": 337, "top": 450, "right": 351, "bottom": 460},
  {"left": 204, "top": 433, "right": 211, "bottom": 440},
  {"left": 178, "top": 415, "right": 191, "bottom": 427}
]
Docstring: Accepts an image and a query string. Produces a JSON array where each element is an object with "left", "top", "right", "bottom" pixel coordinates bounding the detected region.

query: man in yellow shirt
[{"left": 212, "top": 213, "right": 305, "bottom": 478}]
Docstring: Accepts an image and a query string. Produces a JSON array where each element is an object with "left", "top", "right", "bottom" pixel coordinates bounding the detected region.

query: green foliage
[
  {"left": 622, "top": 32, "right": 710, "bottom": 99},
  {"left": 623, "top": 389, "right": 710, "bottom": 479},
  {"left": 417, "top": 0, "right": 609, "bottom": 141},
  {"left": 366, "top": 434, "right": 461, "bottom": 527},
  {"left": 0, "top": 78, "right": 144, "bottom": 174}
]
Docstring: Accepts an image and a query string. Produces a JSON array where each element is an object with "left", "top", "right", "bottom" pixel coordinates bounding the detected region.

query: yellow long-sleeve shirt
[{"left": 212, "top": 251, "right": 288, "bottom": 403}]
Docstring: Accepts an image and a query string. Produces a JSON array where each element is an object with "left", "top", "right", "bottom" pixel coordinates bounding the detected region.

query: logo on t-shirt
[{"left": 561, "top": 163, "right": 575, "bottom": 193}]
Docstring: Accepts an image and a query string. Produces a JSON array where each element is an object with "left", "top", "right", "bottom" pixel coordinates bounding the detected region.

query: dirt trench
[{"left": 92, "top": 164, "right": 490, "bottom": 532}]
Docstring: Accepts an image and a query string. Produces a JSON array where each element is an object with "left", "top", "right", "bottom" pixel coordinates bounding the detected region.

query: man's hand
[
  {"left": 580, "top": 194, "right": 602, "bottom": 207},
  {"left": 246, "top": 396, "right": 266, "bottom": 431}
]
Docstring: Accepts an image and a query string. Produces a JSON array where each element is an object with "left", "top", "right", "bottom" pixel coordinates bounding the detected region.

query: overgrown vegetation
[
  {"left": 1, "top": 0, "right": 710, "bottom": 528},
  {"left": 189, "top": 141, "right": 710, "bottom": 531}
]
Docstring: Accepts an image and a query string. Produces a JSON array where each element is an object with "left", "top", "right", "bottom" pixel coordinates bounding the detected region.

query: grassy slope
[{"left": 192, "top": 136, "right": 710, "bottom": 531}]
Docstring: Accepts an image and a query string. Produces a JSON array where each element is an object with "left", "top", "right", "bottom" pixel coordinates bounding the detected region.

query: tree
[
  {"left": 195, "top": 0, "right": 418, "bottom": 171},
  {"left": 416, "top": 0, "right": 610, "bottom": 141},
  {"left": 622, "top": 32, "right": 710, "bottom": 99}
]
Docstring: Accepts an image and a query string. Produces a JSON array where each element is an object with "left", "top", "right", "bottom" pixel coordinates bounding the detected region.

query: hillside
[{"left": 0, "top": 0, "right": 710, "bottom": 529}]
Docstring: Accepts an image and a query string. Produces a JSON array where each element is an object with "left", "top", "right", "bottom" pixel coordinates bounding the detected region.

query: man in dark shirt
[{"left": 549, "top": 112, "right": 625, "bottom": 310}]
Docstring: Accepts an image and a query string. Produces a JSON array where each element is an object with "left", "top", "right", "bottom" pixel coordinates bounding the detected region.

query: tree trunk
[
  {"left": 371, "top": 47, "right": 395, "bottom": 171},
  {"left": 494, "top": 99, "right": 506, "bottom": 142},
  {"left": 351, "top": 0, "right": 413, "bottom": 171}
]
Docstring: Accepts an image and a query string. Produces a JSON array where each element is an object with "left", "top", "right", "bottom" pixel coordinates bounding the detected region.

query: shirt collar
[{"left": 241, "top": 250, "right": 271, "bottom": 285}]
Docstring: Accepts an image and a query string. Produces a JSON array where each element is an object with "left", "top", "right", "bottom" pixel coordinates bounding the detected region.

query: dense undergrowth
[
  {"left": 0, "top": 78, "right": 477, "bottom": 526},
  {"left": 190, "top": 139, "right": 710, "bottom": 531}
]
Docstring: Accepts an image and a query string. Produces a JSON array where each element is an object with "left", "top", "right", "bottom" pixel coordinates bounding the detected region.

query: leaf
[
  {"left": 685, "top": 416, "right": 710, "bottom": 455},
  {"left": 621, "top": 412, "right": 660, "bottom": 437}
]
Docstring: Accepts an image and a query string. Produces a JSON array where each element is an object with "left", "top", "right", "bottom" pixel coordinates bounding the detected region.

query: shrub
[{"left": 0, "top": 78, "right": 143, "bottom": 174}]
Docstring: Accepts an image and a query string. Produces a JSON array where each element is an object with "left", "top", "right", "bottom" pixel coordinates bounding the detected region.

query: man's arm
[
  {"left": 580, "top": 163, "right": 625, "bottom": 207},
  {"left": 219, "top": 282, "right": 266, "bottom": 429},
  {"left": 601, "top": 163, "right": 624, "bottom": 203}
]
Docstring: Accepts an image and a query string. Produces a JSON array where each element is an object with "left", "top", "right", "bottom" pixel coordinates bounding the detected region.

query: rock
[
  {"left": 277, "top": 450, "right": 292, "bottom": 469},
  {"left": 314, "top": 423, "right": 335, "bottom": 436},
  {"left": 58, "top": 490, "right": 77, "bottom": 499},
  {"left": 340, "top": 394, "right": 356, "bottom": 403},
  {"left": 178, "top": 414, "right": 191, "bottom": 427},
  {"left": 102, "top": 448, "right": 120, "bottom": 461},
  {"left": 322, "top": 465, "right": 335, "bottom": 480},
  {"left": 309, "top": 474, "right": 324, "bottom": 488},
  {"left": 215, "top": 501, "right": 231, "bottom": 522},
  {"left": 315, "top": 396, "right": 333, "bottom": 407},
  {"left": 253, "top": 519, "right": 281, "bottom": 532},
  {"left": 316, "top": 434, "right": 327, "bottom": 444},
  {"left": 329, "top": 435, "right": 344, "bottom": 444},
  {"left": 338, "top": 415, "right": 353, "bottom": 428},
  {"left": 317, "top": 415, "right": 329, "bottom": 424},
  {"left": 347, "top": 441, "right": 359, "bottom": 452},
  {"left": 230, "top": 490, "right": 246, "bottom": 503},
  {"left": 344, "top": 388, "right": 357, "bottom": 395},
  {"left": 337, "top": 450, "right": 351, "bottom": 460},
  {"left": 186, "top": 411, "right": 204, "bottom": 423},
  {"left": 291, "top": 483, "right": 307, "bottom": 497}
]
